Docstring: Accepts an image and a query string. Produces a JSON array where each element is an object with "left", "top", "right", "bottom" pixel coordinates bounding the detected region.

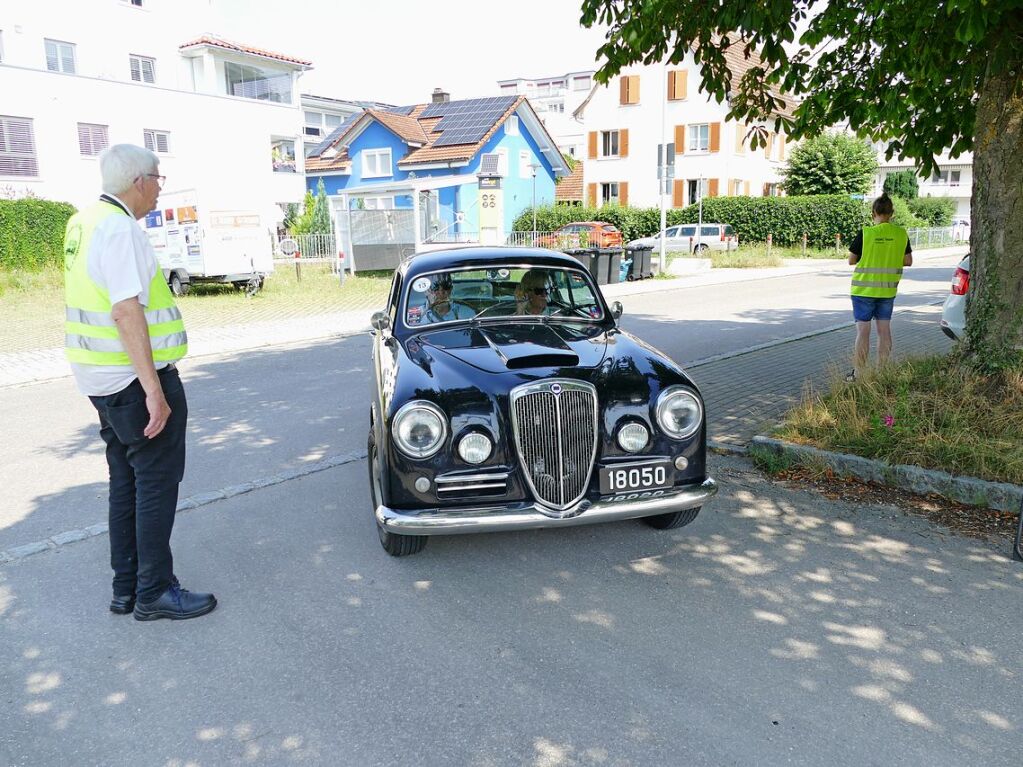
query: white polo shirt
[{"left": 69, "top": 194, "right": 172, "bottom": 397}]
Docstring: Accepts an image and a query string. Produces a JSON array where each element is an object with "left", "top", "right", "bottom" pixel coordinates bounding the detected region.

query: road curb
[{"left": 748, "top": 435, "right": 1023, "bottom": 513}]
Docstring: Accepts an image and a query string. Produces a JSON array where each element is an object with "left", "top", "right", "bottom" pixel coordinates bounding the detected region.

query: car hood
[{"left": 414, "top": 322, "right": 610, "bottom": 374}]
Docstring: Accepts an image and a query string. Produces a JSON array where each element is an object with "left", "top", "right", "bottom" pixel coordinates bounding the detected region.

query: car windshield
[{"left": 404, "top": 266, "right": 605, "bottom": 327}]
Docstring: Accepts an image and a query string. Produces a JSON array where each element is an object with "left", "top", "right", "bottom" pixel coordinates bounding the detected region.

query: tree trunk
[{"left": 964, "top": 64, "right": 1023, "bottom": 368}]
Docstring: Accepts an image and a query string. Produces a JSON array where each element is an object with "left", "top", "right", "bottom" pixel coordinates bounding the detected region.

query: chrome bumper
[{"left": 375, "top": 478, "right": 717, "bottom": 536}]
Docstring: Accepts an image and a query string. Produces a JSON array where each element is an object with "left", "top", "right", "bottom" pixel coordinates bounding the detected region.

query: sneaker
[{"left": 133, "top": 582, "right": 217, "bottom": 621}]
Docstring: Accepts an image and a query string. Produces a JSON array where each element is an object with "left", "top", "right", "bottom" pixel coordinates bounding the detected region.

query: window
[
  {"left": 362, "top": 148, "right": 391, "bottom": 178},
  {"left": 764, "top": 182, "right": 780, "bottom": 197},
  {"left": 729, "top": 179, "right": 744, "bottom": 196},
  {"left": 143, "top": 129, "right": 170, "bottom": 154},
  {"left": 686, "top": 178, "right": 710, "bottom": 203},
  {"left": 520, "top": 150, "right": 533, "bottom": 179},
  {"left": 129, "top": 55, "right": 156, "bottom": 84},
  {"left": 362, "top": 196, "right": 394, "bottom": 210},
  {"left": 950, "top": 170, "right": 961, "bottom": 186},
  {"left": 304, "top": 110, "right": 324, "bottom": 137},
  {"left": 45, "top": 39, "right": 76, "bottom": 74},
  {"left": 505, "top": 115, "right": 519, "bottom": 136},
  {"left": 688, "top": 124, "right": 710, "bottom": 152},
  {"left": 600, "top": 182, "right": 619, "bottom": 205},
  {"left": 573, "top": 75, "right": 591, "bottom": 91},
  {"left": 77, "top": 123, "right": 109, "bottom": 156},
  {"left": 271, "top": 138, "right": 296, "bottom": 173},
  {"left": 224, "top": 61, "right": 293, "bottom": 103},
  {"left": 123, "top": 0, "right": 144, "bottom": 6},
  {"left": 600, "top": 130, "right": 620, "bottom": 158},
  {"left": 0, "top": 116, "right": 39, "bottom": 176},
  {"left": 619, "top": 75, "right": 639, "bottom": 105}
]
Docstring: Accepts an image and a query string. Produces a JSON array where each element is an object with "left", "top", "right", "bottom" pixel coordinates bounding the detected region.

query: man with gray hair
[{"left": 63, "top": 143, "right": 216, "bottom": 621}]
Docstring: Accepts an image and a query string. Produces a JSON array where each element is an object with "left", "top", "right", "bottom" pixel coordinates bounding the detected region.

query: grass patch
[
  {"left": 774, "top": 355, "right": 1023, "bottom": 484},
  {"left": 0, "top": 264, "right": 392, "bottom": 354}
]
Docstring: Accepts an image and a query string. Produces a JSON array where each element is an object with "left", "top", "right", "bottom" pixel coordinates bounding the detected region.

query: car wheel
[
  {"left": 694, "top": 244, "right": 709, "bottom": 253},
  {"left": 367, "top": 428, "right": 428, "bottom": 557},
  {"left": 170, "top": 273, "right": 188, "bottom": 296},
  {"left": 641, "top": 506, "right": 701, "bottom": 530}
]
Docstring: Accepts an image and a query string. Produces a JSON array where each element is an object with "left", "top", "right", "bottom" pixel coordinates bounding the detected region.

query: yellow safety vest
[
  {"left": 64, "top": 199, "right": 188, "bottom": 366},
  {"left": 850, "top": 223, "right": 909, "bottom": 299}
]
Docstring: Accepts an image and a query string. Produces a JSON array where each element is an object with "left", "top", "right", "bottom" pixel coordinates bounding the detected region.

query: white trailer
[{"left": 144, "top": 188, "right": 274, "bottom": 296}]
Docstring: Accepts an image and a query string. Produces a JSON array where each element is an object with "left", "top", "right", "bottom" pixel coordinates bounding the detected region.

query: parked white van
[{"left": 627, "top": 223, "right": 739, "bottom": 253}]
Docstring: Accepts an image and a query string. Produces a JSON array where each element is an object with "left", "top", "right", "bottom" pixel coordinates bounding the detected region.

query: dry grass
[{"left": 775, "top": 356, "right": 1023, "bottom": 484}]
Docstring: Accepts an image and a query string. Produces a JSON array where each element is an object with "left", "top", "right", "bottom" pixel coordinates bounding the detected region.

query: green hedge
[
  {"left": 515, "top": 196, "right": 881, "bottom": 249},
  {"left": 907, "top": 197, "right": 956, "bottom": 227},
  {"left": 0, "top": 198, "right": 77, "bottom": 270}
]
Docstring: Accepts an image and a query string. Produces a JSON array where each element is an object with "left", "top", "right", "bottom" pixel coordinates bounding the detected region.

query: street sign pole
[{"left": 658, "top": 65, "right": 668, "bottom": 275}]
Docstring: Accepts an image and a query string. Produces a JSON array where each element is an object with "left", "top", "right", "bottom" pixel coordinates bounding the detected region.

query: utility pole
[
  {"left": 696, "top": 174, "right": 704, "bottom": 252},
  {"left": 529, "top": 162, "right": 541, "bottom": 239},
  {"left": 658, "top": 64, "right": 668, "bottom": 274}
]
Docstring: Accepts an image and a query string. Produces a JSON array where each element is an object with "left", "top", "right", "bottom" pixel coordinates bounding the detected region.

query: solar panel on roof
[
  {"left": 309, "top": 111, "right": 363, "bottom": 156},
  {"left": 426, "top": 96, "right": 517, "bottom": 146},
  {"left": 385, "top": 105, "right": 416, "bottom": 116}
]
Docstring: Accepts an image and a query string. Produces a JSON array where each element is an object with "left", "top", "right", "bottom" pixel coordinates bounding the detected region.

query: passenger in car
[{"left": 515, "top": 269, "right": 554, "bottom": 315}]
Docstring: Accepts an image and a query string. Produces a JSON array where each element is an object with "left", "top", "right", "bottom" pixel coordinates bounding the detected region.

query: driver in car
[
  {"left": 424, "top": 275, "right": 474, "bottom": 323},
  {"left": 515, "top": 269, "right": 555, "bottom": 315}
]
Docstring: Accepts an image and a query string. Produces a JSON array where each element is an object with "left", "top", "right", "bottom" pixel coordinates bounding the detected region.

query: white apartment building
[
  {"left": 0, "top": 0, "right": 311, "bottom": 228},
  {"left": 576, "top": 51, "right": 791, "bottom": 209},
  {"left": 498, "top": 71, "right": 596, "bottom": 159},
  {"left": 872, "top": 149, "right": 973, "bottom": 221}
]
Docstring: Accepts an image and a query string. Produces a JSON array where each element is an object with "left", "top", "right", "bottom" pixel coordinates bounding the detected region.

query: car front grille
[{"left": 510, "top": 379, "right": 598, "bottom": 512}]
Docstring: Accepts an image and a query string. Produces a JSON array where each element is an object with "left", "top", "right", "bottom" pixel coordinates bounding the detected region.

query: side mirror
[
  {"left": 370, "top": 310, "right": 391, "bottom": 332},
  {"left": 610, "top": 301, "right": 623, "bottom": 320}
]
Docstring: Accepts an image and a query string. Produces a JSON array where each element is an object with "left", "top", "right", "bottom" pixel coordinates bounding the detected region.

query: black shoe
[
  {"left": 133, "top": 583, "right": 217, "bottom": 621},
  {"left": 109, "top": 594, "right": 136, "bottom": 614}
]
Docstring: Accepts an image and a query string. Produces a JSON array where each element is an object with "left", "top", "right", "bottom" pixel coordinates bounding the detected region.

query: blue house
[{"left": 304, "top": 91, "right": 566, "bottom": 270}]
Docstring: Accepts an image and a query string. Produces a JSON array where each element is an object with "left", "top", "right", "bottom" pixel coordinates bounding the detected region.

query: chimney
[{"left": 431, "top": 87, "right": 450, "bottom": 104}]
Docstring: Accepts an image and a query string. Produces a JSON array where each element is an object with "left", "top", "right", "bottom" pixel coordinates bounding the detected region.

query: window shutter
[
  {"left": 672, "top": 179, "right": 684, "bottom": 208},
  {"left": 141, "top": 58, "right": 155, "bottom": 84},
  {"left": 709, "top": 122, "right": 721, "bottom": 153},
  {"left": 708, "top": 179, "right": 719, "bottom": 197},
  {"left": 666, "top": 71, "right": 675, "bottom": 100},
  {"left": 763, "top": 182, "right": 770, "bottom": 196},
  {"left": 619, "top": 181, "right": 628, "bottom": 206},
  {"left": 77, "top": 123, "right": 108, "bottom": 156},
  {"left": 669, "top": 69, "right": 687, "bottom": 100},
  {"left": 744, "top": 180, "right": 751, "bottom": 196},
  {"left": 0, "top": 117, "right": 39, "bottom": 176},
  {"left": 674, "top": 124, "right": 686, "bottom": 154},
  {"left": 766, "top": 133, "right": 774, "bottom": 157},
  {"left": 735, "top": 126, "right": 746, "bottom": 154},
  {"left": 143, "top": 131, "right": 154, "bottom": 151},
  {"left": 630, "top": 75, "right": 640, "bottom": 104},
  {"left": 619, "top": 129, "right": 629, "bottom": 158},
  {"left": 619, "top": 77, "right": 629, "bottom": 105},
  {"left": 588, "top": 131, "right": 597, "bottom": 160},
  {"left": 778, "top": 135, "right": 786, "bottom": 161},
  {"left": 130, "top": 56, "right": 141, "bottom": 82},
  {"left": 587, "top": 183, "right": 597, "bottom": 207}
]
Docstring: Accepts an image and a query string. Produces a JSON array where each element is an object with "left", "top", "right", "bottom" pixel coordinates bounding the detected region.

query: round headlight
[
  {"left": 616, "top": 422, "right": 649, "bottom": 452},
  {"left": 392, "top": 401, "right": 448, "bottom": 458},
  {"left": 655, "top": 387, "right": 703, "bottom": 439},
  {"left": 457, "top": 432, "right": 493, "bottom": 464}
]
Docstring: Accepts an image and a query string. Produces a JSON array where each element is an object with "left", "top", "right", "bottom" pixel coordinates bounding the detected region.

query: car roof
[
  {"left": 399, "top": 246, "right": 588, "bottom": 279},
  {"left": 560, "top": 221, "right": 614, "bottom": 227}
]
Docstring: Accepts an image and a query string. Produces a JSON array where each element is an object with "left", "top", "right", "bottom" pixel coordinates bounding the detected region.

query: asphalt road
[{"left": 5, "top": 252, "right": 1019, "bottom": 766}]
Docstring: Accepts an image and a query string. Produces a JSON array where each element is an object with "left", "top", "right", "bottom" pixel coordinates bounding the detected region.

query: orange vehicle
[{"left": 536, "top": 221, "right": 624, "bottom": 250}]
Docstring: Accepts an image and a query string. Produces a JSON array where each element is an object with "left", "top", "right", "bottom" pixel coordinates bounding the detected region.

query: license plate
[{"left": 599, "top": 461, "right": 672, "bottom": 495}]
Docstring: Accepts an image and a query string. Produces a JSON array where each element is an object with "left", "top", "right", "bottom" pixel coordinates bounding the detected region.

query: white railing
[
  {"left": 906, "top": 226, "right": 969, "bottom": 249},
  {"left": 271, "top": 233, "right": 339, "bottom": 263}
]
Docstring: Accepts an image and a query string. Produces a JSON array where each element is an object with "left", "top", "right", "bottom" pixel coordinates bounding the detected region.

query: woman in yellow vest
[
  {"left": 64, "top": 144, "right": 216, "bottom": 621},
  {"left": 846, "top": 193, "right": 913, "bottom": 381}
]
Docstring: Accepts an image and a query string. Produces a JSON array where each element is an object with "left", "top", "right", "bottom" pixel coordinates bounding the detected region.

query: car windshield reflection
[{"left": 404, "top": 266, "right": 605, "bottom": 328}]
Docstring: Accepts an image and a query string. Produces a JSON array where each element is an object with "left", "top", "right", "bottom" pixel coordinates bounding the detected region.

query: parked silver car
[
  {"left": 940, "top": 256, "right": 969, "bottom": 340},
  {"left": 628, "top": 223, "right": 738, "bottom": 253}
]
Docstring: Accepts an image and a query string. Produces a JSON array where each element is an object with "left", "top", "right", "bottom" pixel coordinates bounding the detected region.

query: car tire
[
  {"left": 694, "top": 244, "right": 709, "bottom": 253},
  {"left": 641, "top": 506, "right": 701, "bottom": 530},
  {"left": 367, "top": 428, "right": 428, "bottom": 557}
]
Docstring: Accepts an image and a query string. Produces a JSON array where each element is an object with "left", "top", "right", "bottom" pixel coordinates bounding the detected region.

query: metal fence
[
  {"left": 907, "top": 226, "right": 968, "bottom": 249},
  {"left": 271, "top": 233, "right": 340, "bottom": 266}
]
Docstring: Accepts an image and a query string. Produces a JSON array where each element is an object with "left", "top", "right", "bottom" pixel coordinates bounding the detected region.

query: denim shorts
[{"left": 851, "top": 295, "right": 895, "bottom": 322}]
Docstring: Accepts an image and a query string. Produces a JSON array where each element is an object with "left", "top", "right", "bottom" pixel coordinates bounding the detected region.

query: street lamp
[{"left": 529, "top": 162, "right": 542, "bottom": 240}]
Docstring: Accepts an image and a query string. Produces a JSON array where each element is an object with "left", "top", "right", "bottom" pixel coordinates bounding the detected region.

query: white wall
[
  {"left": 580, "top": 56, "right": 787, "bottom": 209},
  {"left": 0, "top": 0, "right": 307, "bottom": 224},
  {"left": 873, "top": 154, "right": 973, "bottom": 221}
]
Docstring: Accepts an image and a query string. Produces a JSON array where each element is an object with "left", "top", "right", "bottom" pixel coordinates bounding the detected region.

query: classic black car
[{"left": 368, "top": 247, "right": 717, "bottom": 556}]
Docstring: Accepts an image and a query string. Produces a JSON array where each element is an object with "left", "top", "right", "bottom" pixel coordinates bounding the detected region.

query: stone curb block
[
  {"left": 5, "top": 541, "right": 53, "bottom": 560},
  {"left": 50, "top": 529, "right": 89, "bottom": 546},
  {"left": 750, "top": 435, "right": 1023, "bottom": 513}
]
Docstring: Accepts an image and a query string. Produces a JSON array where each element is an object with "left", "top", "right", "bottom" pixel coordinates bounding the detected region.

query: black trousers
[{"left": 89, "top": 366, "right": 187, "bottom": 603}]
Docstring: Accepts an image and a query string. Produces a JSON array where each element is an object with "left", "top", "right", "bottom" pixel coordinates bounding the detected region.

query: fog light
[
  {"left": 457, "top": 432, "right": 493, "bottom": 464},
  {"left": 617, "top": 422, "right": 649, "bottom": 452},
  {"left": 414, "top": 477, "right": 431, "bottom": 492},
  {"left": 674, "top": 456, "right": 689, "bottom": 471}
]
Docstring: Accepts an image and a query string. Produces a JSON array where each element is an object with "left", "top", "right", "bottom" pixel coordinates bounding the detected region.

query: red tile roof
[
  {"left": 556, "top": 160, "right": 584, "bottom": 202},
  {"left": 179, "top": 36, "right": 312, "bottom": 67}
]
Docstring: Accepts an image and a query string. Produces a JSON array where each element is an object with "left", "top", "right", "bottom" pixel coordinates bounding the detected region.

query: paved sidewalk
[{"left": 695, "top": 302, "right": 953, "bottom": 446}]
